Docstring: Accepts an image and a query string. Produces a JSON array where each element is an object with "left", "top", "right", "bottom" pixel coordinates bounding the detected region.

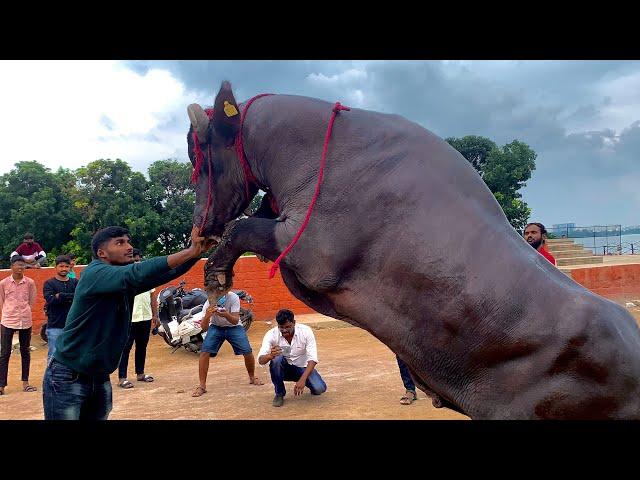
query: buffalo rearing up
[{"left": 187, "top": 81, "right": 640, "bottom": 419}]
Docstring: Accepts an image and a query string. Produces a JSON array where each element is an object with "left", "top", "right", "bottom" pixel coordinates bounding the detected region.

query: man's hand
[
  {"left": 294, "top": 379, "right": 306, "bottom": 396},
  {"left": 151, "top": 317, "right": 159, "bottom": 329},
  {"left": 188, "top": 226, "right": 217, "bottom": 259},
  {"left": 269, "top": 346, "right": 283, "bottom": 360}
]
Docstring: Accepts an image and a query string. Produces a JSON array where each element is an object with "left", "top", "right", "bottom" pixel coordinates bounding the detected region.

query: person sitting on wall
[{"left": 11, "top": 233, "right": 47, "bottom": 269}]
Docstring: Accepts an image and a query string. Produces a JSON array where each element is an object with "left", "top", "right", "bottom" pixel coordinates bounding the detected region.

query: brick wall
[
  {"left": 1, "top": 256, "right": 314, "bottom": 332},
  {"left": 5, "top": 260, "right": 639, "bottom": 333},
  {"left": 570, "top": 264, "right": 640, "bottom": 303}
]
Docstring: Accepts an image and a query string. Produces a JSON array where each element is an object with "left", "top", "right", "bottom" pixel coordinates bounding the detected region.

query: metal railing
[
  {"left": 548, "top": 224, "right": 640, "bottom": 255},
  {"left": 602, "top": 241, "right": 640, "bottom": 255}
]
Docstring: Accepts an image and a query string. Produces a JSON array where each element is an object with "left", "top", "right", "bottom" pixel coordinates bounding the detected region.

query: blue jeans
[
  {"left": 42, "top": 358, "right": 112, "bottom": 420},
  {"left": 201, "top": 325, "right": 252, "bottom": 357},
  {"left": 46, "top": 328, "right": 63, "bottom": 360},
  {"left": 396, "top": 356, "right": 416, "bottom": 392},
  {"left": 269, "top": 355, "right": 327, "bottom": 397}
]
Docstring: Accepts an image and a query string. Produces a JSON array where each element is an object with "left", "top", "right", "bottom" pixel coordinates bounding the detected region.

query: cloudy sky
[{"left": 1, "top": 60, "right": 638, "bottom": 227}]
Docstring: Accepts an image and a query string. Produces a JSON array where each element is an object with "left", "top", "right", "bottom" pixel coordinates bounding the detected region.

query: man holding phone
[
  {"left": 192, "top": 287, "right": 263, "bottom": 397},
  {"left": 257, "top": 309, "right": 327, "bottom": 407}
]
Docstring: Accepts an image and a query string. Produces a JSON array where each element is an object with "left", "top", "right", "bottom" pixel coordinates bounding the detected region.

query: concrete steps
[
  {"left": 545, "top": 238, "right": 603, "bottom": 267},
  {"left": 556, "top": 256, "right": 604, "bottom": 266},
  {"left": 552, "top": 248, "right": 596, "bottom": 258}
]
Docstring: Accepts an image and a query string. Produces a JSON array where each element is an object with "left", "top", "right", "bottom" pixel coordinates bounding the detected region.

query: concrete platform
[{"left": 559, "top": 254, "right": 640, "bottom": 273}]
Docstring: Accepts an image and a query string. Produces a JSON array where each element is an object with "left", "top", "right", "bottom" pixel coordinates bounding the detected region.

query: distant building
[{"left": 552, "top": 223, "right": 576, "bottom": 235}]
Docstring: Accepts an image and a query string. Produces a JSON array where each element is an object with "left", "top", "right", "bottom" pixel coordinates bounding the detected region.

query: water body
[{"left": 571, "top": 233, "right": 640, "bottom": 255}]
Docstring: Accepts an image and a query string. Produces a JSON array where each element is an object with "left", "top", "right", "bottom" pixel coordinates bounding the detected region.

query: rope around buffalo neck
[
  {"left": 268, "top": 101, "right": 350, "bottom": 279},
  {"left": 192, "top": 97, "right": 350, "bottom": 277}
]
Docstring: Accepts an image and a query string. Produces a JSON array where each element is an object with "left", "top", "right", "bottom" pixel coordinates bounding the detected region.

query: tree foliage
[
  {"left": 0, "top": 158, "right": 199, "bottom": 268},
  {"left": 446, "top": 136, "right": 536, "bottom": 230}
]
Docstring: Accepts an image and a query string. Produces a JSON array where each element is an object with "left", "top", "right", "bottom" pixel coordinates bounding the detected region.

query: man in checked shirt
[{"left": 0, "top": 256, "right": 38, "bottom": 395}]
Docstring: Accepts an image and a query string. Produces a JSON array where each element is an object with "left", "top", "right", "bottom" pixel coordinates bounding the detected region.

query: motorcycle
[{"left": 155, "top": 280, "right": 254, "bottom": 354}]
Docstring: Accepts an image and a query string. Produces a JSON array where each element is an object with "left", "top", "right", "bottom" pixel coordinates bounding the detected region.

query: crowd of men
[{"left": 0, "top": 222, "right": 556, "bottom": 416}]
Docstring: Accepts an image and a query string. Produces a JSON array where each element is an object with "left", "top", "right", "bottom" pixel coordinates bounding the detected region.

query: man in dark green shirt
[{"left": 42, "top": 225, "right": 212, "bottom": 420}]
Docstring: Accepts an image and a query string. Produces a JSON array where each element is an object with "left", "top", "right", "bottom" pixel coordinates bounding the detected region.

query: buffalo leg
[{"left": 204, "top": 217, "right": 282, "bottom": 293}]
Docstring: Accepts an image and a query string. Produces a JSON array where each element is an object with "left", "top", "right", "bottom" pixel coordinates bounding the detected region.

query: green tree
[
  {"left": 445, "top": 135, "right": 497, "bottom": 174},
  {"left": 0, "top": 161, "right": 77, "bottom": 268},
  {"left": 146, "top": 159, "right": 195, "bottom": 256},
  {"left": 69, "top": 159, "right": 161, "bottom": 258},
  {"left": 447, "top": 137, "right": 536, "bottom": 231}
]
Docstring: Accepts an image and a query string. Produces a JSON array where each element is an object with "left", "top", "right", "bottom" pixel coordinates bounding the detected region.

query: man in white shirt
[
  {"left": 117, "top": 249, "right": 159, "bottom": 388},
  {"left": 192, "top": 287, "right": 264, "bottom": 397},
  {"left": 257, "top": 309, "right": 327, "bottom": 407}
]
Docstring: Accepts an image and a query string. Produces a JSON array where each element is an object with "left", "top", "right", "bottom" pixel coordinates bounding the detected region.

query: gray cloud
[{"left": 125, "top": 60, "right": 640, "bottom": 226}]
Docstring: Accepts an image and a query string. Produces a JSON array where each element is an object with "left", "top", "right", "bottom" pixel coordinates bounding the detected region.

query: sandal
[
  {"left": 400, "top": 390, "right": 417, "bottom": 405},
  {"left": 192, "top": 386, "right": 207, "bottom": 397},
  {"left": 249, "top": 376, "right": 264, "bottom": 386},
  {"left": 137, "top": 374, "right": 154, "bottom": 383},
  {"left": 118, "top": 380, "right": 134, "bottom": 389},
  {"left": 23, "top": 385, "right": 37, "bottom": 392}
]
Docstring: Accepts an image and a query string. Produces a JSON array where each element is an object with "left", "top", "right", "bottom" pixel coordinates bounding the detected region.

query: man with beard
[
  {"left": 42, "top": 225, "right": 212, "bottom": 420},
  {"left": 523, "top": 222, "right": 557, "bottom": 266}
]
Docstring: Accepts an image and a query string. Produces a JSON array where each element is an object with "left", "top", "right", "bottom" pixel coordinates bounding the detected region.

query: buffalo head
[{"left": 187, "top": 81, "right": 253, "bottom": 238}]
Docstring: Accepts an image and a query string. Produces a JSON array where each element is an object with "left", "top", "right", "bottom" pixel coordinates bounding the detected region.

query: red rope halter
[
  {"left": 193, "top": 96, "right": 350, "bottom": 279},
  {"left": 191, "top": 108, "right": 215, "bottom": 235},
  {"left": 268, "top": 102, "right": 350, "bottom": 279}
]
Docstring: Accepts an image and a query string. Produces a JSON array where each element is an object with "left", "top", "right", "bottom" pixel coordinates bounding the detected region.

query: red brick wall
[
  {"left": 1, "top": 256, "right": 314, "bottom": 332},
  {"left": 570, "top": 264, "right": 640, "bottom": 303},
  {"left": 7, "top": 260, "right": 639, "bottom": 333}
]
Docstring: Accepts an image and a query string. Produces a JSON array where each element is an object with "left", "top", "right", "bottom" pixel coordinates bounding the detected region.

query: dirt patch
[
  {"left": 5, "top": 309, "right": 638, "bottom": 420},
  {"left": 0, "top": 322, "right": 468, "bottom": 420}
]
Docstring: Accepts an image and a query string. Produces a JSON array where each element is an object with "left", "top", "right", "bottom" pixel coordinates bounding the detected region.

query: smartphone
[{"left": 281, "top": 345, "right": 291, "bottom": 356}]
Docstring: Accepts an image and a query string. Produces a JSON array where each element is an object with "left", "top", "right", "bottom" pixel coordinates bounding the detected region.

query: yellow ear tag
[{"left": 223, "top": 101, "right": 239, "bottom": 117}]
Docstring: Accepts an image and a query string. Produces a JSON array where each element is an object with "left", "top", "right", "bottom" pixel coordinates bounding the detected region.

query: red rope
[
  {"left": 198, "top": 144, "right": 214, "bottom": 236},
  {"left": 190, "top": 108, "right": 215, "bottom": 235},
  {"left": 269, "top": 102, "right": 350, "bottom": 279},
  {"left": 191, "top": 108, "right": 215, "bottom": 184},
  {"left": 235, "top": 93, "right": 274, "bottom": 198}
]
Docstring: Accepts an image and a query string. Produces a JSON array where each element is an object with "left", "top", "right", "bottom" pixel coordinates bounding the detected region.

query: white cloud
[
  {"left": 0, "top": 60, "right": 195, "bottom": 175},
  {"left": 306, "top": 68, "right": 368, "bottom": 85}
]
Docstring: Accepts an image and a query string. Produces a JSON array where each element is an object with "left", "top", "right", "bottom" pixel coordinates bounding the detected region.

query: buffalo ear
[{"left": 212, "top": 80, "right": 241, "bottom": 142}]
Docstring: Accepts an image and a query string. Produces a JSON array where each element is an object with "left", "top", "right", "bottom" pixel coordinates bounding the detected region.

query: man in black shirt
[{"left": 42, "top": 255, "right": 78, "bottom": 360}]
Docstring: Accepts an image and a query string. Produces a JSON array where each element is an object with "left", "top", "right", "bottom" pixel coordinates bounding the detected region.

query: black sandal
[
  {"left": 400, "top": 390, "right": 417, "bottom": 405},
  {"left": 119, "top": 380, "right": 134, "bottom": 389}
]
